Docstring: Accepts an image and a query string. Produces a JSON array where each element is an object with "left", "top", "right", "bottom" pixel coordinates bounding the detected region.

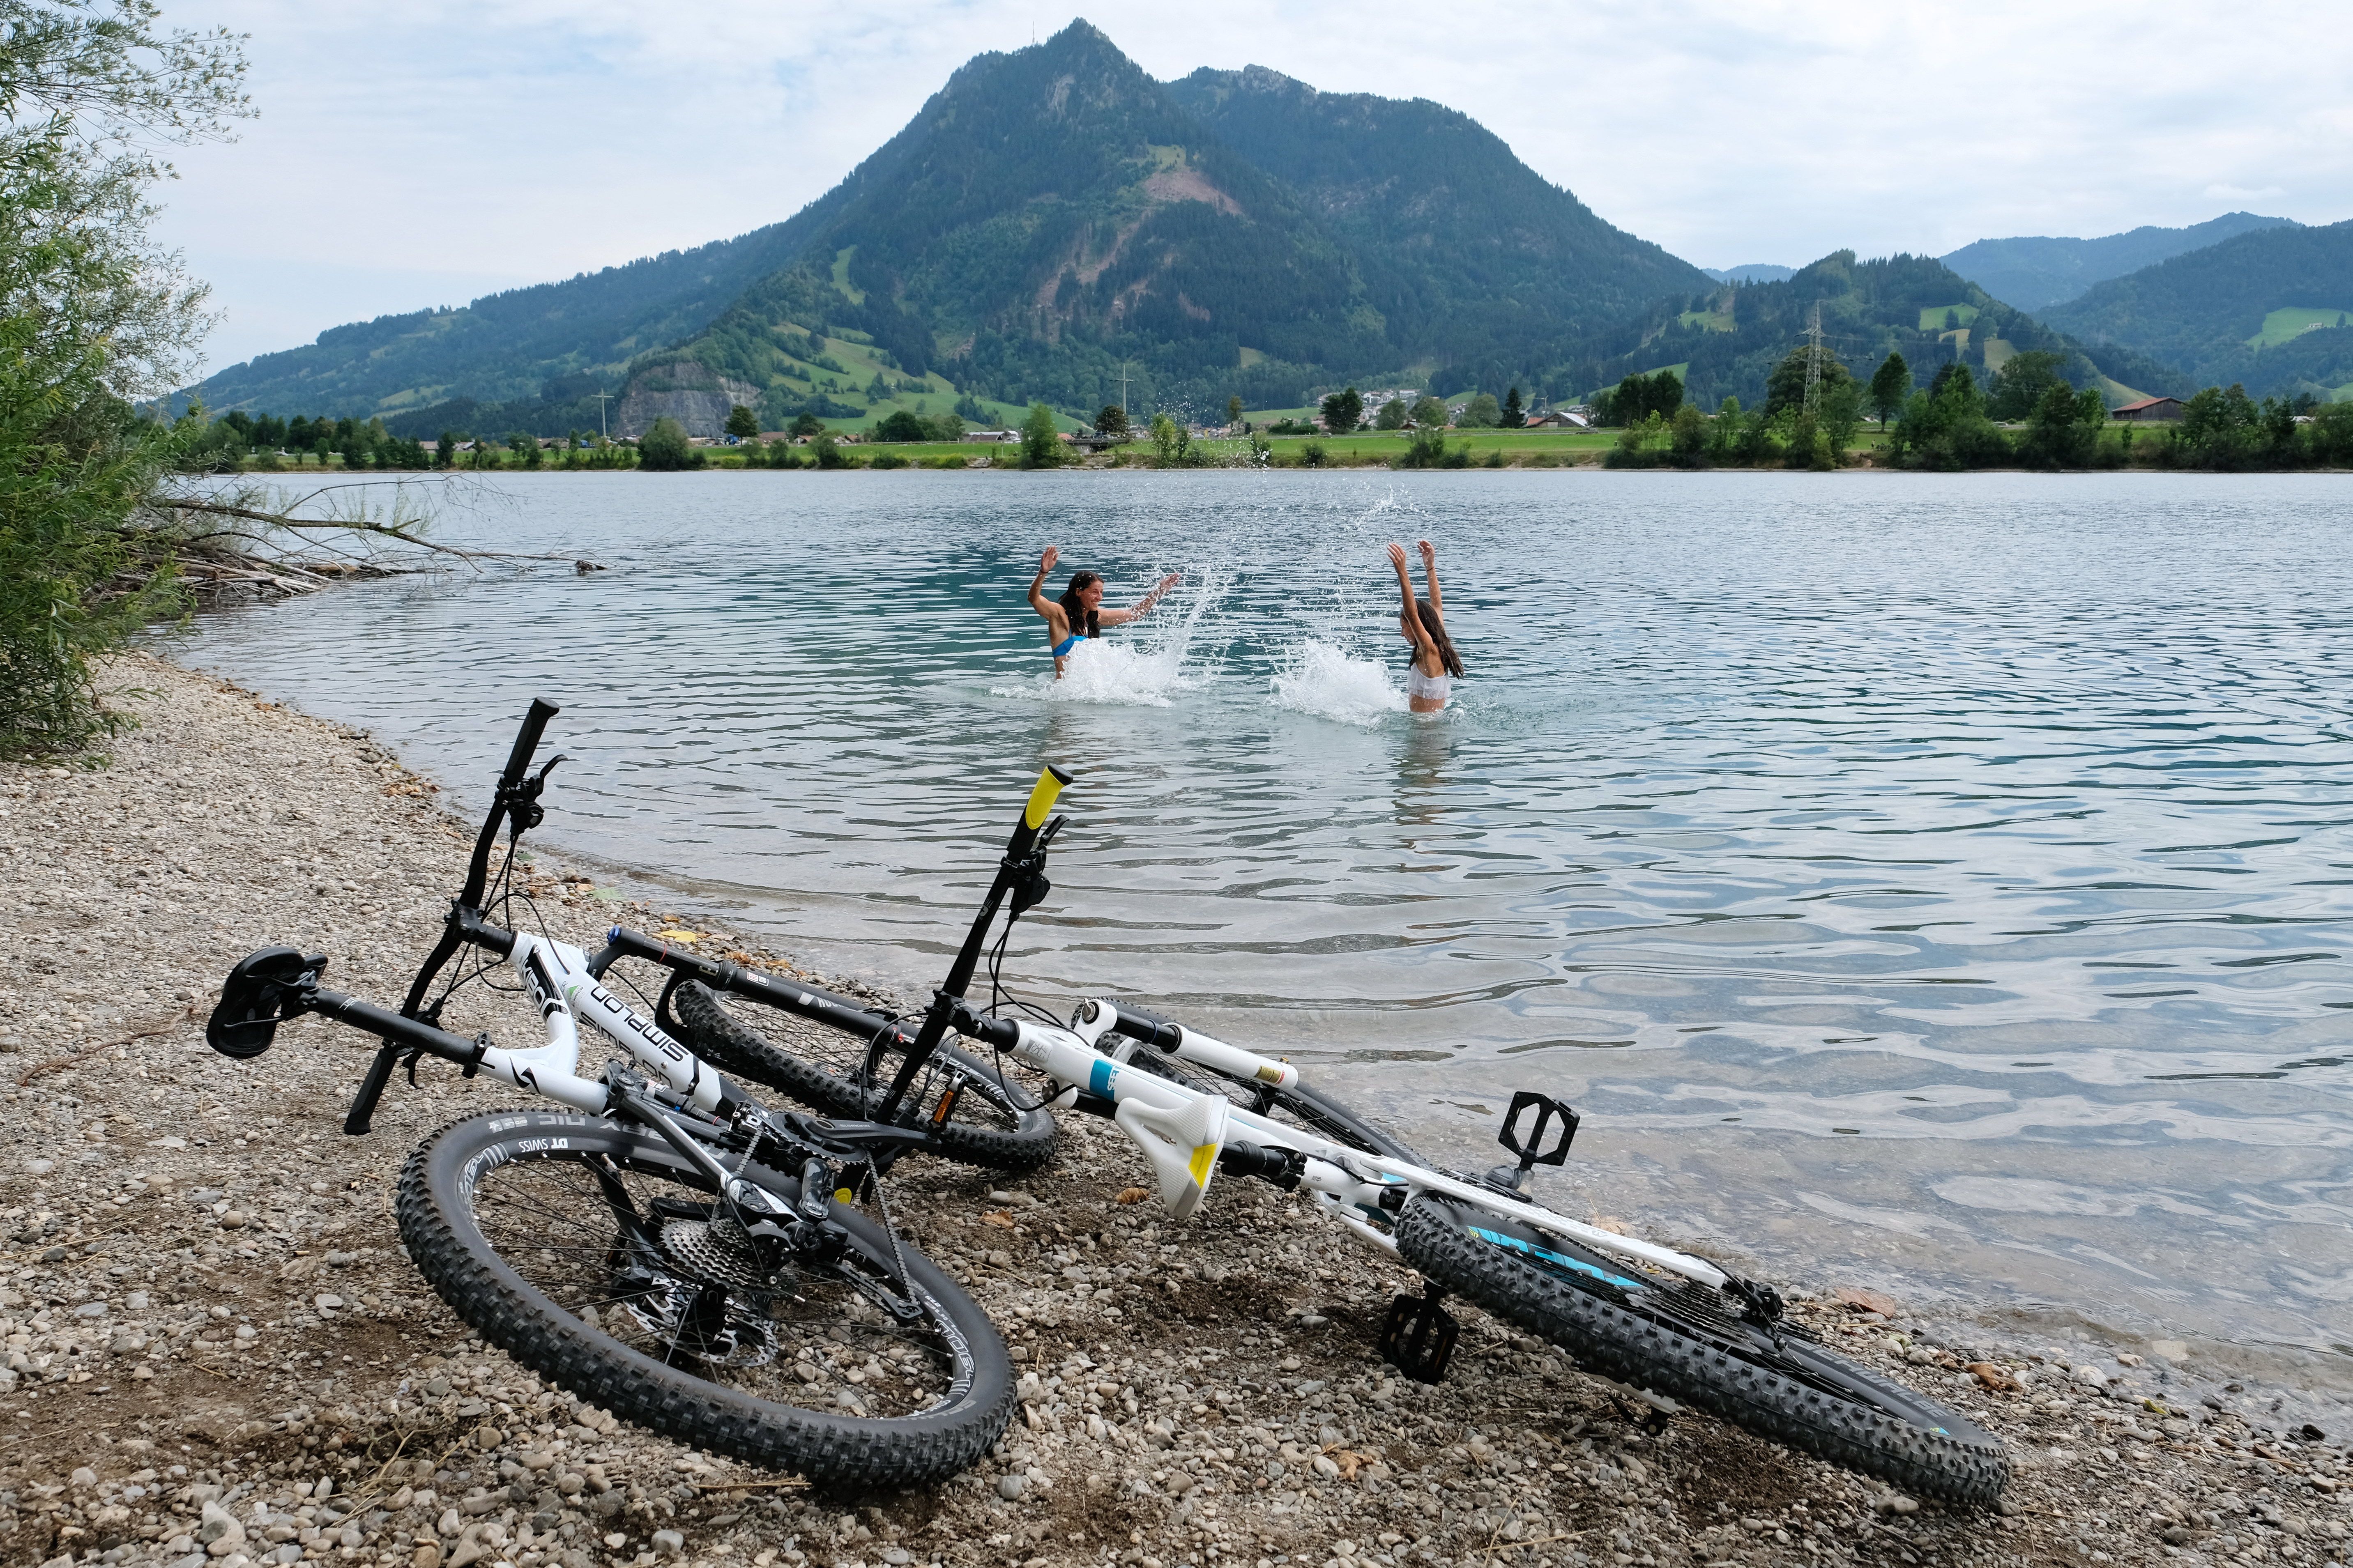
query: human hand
[
  {"left": 1386, "top": 542, "right": 1410, "bottom": 572},
  {"left": 1156, "top": 572, "right": 1182, "bottom": 593},
  {"left": 1038, "top": 545, "right": 1059, "bottom": 576},
  {"left": 1417, "top": 538, "right": 1435, "bottom": 560}
]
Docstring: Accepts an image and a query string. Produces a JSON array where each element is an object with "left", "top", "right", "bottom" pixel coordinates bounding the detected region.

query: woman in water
[
  {"left": 1387, "top": 539, "right": 1462, "bottom": 713},
  {"left": 1028, "top": 546, "right": 1182, "bottom": 677}
]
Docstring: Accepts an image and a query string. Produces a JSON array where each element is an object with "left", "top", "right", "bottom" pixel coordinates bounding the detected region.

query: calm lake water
[{"left": 182, "top": 470, "right": 2353, "bottom": 1384}]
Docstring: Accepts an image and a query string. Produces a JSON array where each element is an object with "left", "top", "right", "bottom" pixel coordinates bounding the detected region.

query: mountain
[
  {"left": 179, "top": 22, "right": 1712, "bottom": 433},
  {"left": 1160, "top": 66, "right": 1710, "bottom": 374},
  {"left": 1553, "top": 251, "right": 2188, "bottom": 414},
  {"left": 174, "top": 223, "right": 817, "bottom": 425},
  {"left": 2038, "top": 219, "right": 2353, "bottom": 400},
  {"left": 1940, "top": 212, "right": 2294, "bottom": 312},
  {"left": 1704, "top": 264, "right": 1795, "bottom": 285}
]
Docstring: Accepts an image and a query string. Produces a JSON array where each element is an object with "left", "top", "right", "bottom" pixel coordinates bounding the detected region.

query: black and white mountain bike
[{"left": 204, "top": 701, "right": 1014, "bottom": 1488}]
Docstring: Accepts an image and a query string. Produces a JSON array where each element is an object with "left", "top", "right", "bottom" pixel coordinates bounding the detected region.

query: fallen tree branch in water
[{"left": 118, "top": 474, "right": 601, "bottom": 605}]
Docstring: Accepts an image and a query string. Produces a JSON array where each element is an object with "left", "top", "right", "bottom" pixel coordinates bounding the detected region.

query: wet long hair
[
  {"left": 1415, "top": 597, "right": 1464, "bottom": 678},
  {"left": 1058, "top": 570, "right": 1103, "bottom": 640}
]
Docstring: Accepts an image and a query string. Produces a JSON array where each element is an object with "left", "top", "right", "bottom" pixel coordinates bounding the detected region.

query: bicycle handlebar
[
  {"left": 353, "top": 701, "right": 555, "bottom": 1135},
  {"left": 882, "top": 765, "right": 1071, "bottom": 1120},
  {"left": 458, "top": 697, "right": 560, "bottom": 911},
  {"left": 591, "top": 926, "right": 914, "bottom": 1046}
]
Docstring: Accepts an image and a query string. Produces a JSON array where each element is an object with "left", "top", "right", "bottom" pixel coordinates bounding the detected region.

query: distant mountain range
[
  {"left": 1553, "top": 251, "right": 2187, "bottom": 414},
  {"left": 180, "top": 22, "right": 1708, "bottom": 435},
  {"left": 1939, "top": 212, "right": 2295, "bottom": 312},
  {"left": 2039, "top": 219, "right": 2353, "bottom": 400},
  {"left": 173, "top": 24, "right": 2341, "bottom": 436}
]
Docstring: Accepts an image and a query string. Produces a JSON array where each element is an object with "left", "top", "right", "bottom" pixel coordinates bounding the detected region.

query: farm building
[{"left": 2112, "top": 396, "right": 2185, "bottom": 422}]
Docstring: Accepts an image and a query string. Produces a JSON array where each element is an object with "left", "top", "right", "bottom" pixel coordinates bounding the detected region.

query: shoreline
[
  {"left": 204, "top": 457, "right": 2353, "bottom": 476},
  {"left": 0, "top": 654, "right": 2347, "bottom": 1568}
]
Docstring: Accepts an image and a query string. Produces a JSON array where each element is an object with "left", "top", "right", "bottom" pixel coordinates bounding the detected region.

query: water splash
[
  {"left": 990, "top": 563, "right": 1228, "bottom": 706},
  {"left": 1268, "top": 638, "right": 1408, "bottom": 725},
  {"left": 991, "top": 635, "right": 1199, "bottom": 706}
]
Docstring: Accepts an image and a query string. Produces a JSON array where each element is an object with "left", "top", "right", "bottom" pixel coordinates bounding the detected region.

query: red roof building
[{"left": 2111, "top": 396, "right": 2185, "bottom": 421}]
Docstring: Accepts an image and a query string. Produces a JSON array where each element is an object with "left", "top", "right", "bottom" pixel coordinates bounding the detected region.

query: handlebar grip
[
  {"left": 965, "top": 1013, "right": 1022, "bottom": 1051},
  {"left": 1107, "top": 1002, "right": 1184, "bottom": 1052},
  {"left": 1022, "top": 764, "right": 1073, "bottom": 831},
  {"left": 501, "top": 698, "right": 561, "bottom": 786}
]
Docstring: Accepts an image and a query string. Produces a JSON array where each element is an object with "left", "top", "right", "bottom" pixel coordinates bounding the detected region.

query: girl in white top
[{"left": 1386, "top": 539, "right": 1462, "bottom": 713}]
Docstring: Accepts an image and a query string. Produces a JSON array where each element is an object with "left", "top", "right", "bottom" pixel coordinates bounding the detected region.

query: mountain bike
[
  {"left": 203, "top": 700, "right": 1013, "bottom": 1487},
  {"left": 836, "top": 766, "right": 2013, "bottom": 1504}
]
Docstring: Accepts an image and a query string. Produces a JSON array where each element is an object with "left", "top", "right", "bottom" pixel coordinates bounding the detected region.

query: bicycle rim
[{"left": 397, "top": 1111, "right": 1013, "bottom": 1486}]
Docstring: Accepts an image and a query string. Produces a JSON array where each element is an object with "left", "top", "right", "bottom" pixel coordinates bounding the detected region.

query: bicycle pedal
[
  {"left": 1497, "top": 1091, "right": 1578, "bottom": 1177},
  {"left": 1378, "top": 1290, "right": 1459, "bottom": 1384}
]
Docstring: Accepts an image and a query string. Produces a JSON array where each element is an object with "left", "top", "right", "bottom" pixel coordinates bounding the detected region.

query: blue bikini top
[{"left": 1052, "top": 632, "right": 1087, "bottom": 658}]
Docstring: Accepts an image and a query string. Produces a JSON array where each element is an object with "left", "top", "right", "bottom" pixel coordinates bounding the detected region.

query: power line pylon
[{"left": 1804, "top": 303, "right": 1824, "bottom": 418}]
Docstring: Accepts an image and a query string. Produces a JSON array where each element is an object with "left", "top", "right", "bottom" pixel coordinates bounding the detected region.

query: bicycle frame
[
  {"left": 986, "top": 1004, "right": 1728, "bottom": 1290},
  {"left": 459, "top": 924, "right": 728, "bottom": 1117}
]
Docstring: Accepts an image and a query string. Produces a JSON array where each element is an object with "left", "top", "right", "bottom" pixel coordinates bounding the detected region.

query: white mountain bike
[
  {"left": 204, "top": 701, "right": 1015, "bottom": 1488},
  {"left": 675, "top": 764, "right": 2011, "bottom": 1504}
]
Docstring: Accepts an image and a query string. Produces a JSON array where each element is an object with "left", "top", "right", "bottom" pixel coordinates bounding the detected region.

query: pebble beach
[{"left": 1, "top": 654, "right": 2348, "bottom": 1568}]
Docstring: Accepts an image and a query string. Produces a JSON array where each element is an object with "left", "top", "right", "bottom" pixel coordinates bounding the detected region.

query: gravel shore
[{"left": 2, "top": 655, "right": 2348, "bottom": 1568}]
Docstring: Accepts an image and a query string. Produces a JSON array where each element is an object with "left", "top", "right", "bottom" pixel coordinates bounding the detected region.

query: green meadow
[{"left": 2246, "top": 306, "right": 2353, "bottom": 348}]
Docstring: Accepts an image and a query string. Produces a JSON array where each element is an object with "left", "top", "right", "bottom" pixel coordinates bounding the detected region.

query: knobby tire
[
  {"left": 396, "top": 1110, "right": 1013, "bottom": 1488},
  {"left": 1393, "top": 1195, "right": 2008, "bottom": 1504}
]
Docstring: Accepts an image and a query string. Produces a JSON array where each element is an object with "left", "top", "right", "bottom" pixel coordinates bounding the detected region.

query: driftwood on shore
[{"left": 117, "top": 476, "right": 601, "bottom": 607}]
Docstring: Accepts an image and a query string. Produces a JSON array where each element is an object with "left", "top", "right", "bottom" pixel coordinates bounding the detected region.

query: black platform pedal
[
  {"left": 1378, "top": 1289, "right": 1459, "bottom": 1384},
  {"left": 1497, "top": 1091, "right": 1579, "bottom": 1178}
]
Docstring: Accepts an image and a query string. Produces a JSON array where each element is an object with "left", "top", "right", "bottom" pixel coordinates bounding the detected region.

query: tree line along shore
[{"left": 181, "top": 349, "right": 2353, "bottom": 477}]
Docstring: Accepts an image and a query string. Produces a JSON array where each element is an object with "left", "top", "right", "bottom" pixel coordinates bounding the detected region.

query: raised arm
[
  {"left": 1417, "top": 538, "right": 1443, "bottom": 618},
  {"left": 1387, "top": 543, "right": 1434, "bottom": 653},
  {"left": 1099, "top": 571, "right": 1182, "bottom": 628},
  {"left": 1028, "top": 546, "right": 1060, "bottom": 621}
]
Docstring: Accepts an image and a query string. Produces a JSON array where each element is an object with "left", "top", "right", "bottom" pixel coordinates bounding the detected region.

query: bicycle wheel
[
  {"left": 669, "top": 980, "right": 1057, "bottom": 1174},
  {"left": 1393, "top": 1195, "right": 2008, "bottom": 1504},
  {"left": 1126, "top": 1050, "right": 1422, "bottom": 1162},
  {"left": 396, "top": 1110, "right": 1013, "bottom": 1488}
]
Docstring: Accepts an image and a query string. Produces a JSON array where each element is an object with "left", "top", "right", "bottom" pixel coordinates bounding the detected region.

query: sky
[{"left": 154, "top": 0, "right": 2353, "bottom": 376}]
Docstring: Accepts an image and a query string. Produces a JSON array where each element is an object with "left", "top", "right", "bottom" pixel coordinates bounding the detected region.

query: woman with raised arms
[
  {"left": 1027, "top": 545, "right": 1182, "bottom": 678},
  {"left": 1386, "top": 538, "right": 1463, "bottom": 713}
]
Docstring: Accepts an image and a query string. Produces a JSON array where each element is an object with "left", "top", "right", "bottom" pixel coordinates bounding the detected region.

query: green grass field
[
  {"left": 1919, "top": 303, "right": 1979, "bottom": 331},
  {"left": 2246, "top": 306, "right": 2353, "bottom": 348}
]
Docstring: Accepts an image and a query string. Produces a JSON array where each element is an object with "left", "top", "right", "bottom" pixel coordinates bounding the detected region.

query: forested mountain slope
[
  {"left": 1941, "top": 213, "right": 2294, "bottom": 311},
  {"left": 1162, "top": 64, "right": 1710, "bottom": 374},
  {"left": 2038, "top": 220, "right": 2353, "bottom": 399},
  {"left": 662, "top": 22, "right": 1386, "bottom": 424},
  {"left": 1556, "top": 252, "right": 2186, "bottom": 412}
]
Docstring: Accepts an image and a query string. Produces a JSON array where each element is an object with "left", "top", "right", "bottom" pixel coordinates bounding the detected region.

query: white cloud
[{"left": 155, "top": 0, "right": 2353, "bottom": 373}]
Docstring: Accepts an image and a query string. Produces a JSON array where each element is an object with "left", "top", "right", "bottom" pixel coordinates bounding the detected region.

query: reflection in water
[
  {"left": 1395, "top": 712, "right": 1455, "bottom": 832},
  {"left": 181, "top": 470, "right": 2353, "bottom": 1382}
]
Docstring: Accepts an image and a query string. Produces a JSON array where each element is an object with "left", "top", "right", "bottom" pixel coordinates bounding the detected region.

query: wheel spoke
[{"left": 463, "top": 1150, "right": 966, "bottom": 1416}]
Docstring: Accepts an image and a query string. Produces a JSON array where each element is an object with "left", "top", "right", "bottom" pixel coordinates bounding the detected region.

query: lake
[{"left": 180, "top": 468, "right": 2353, "bottom": 1388}]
